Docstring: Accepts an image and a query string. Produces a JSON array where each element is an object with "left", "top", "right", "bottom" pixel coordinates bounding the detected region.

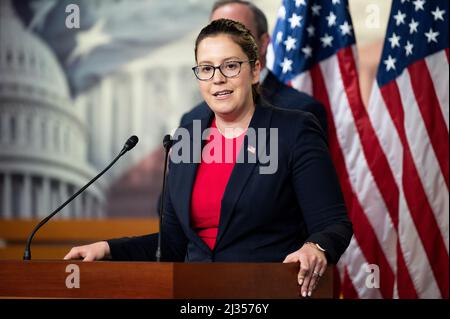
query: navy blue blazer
[
  {"left": 108, "top": 101, "right": 352, "bottom": 264},
  {"left": 180, "top": 70, "right": 328, "bottom": 135}
]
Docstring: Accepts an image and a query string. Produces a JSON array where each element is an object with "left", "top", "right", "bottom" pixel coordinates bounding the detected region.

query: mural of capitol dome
[{"left": 0, "top": 0, "right": 104, "bottom": 219}]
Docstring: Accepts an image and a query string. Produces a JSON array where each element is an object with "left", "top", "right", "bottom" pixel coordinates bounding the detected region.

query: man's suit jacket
[
  {"left": 180, "top": 70, "right": 328, "bottom": 135},
  {"left": 108, "top": 101, "right": 352, "bottom": 264}
]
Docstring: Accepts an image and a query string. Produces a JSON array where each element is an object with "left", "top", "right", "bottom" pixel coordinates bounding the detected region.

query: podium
[{"left": 0, "top": 260, "right": 333, "bottom": 299}]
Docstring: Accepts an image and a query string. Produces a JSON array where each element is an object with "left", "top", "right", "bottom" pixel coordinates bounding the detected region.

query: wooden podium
[{"left": 0, "top": 260, "right": 333, "bottom": 299}]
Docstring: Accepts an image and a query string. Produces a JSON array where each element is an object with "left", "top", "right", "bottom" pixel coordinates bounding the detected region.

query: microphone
[
  {"left": 156, "top": 134, "right": 173, "bottom": 262},
  {"left": 122, "top": 135, "right": 139, "bottom": 153},
  {"left": 23, "top": 135, "right": 139, "bottom": 260},
  {"left": 163, "top": 134, "right": 174, "bottom": 151}
]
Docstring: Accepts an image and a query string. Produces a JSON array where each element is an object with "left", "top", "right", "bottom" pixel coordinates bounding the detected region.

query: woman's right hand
[{"left": 63, "top": 241, "right": 111, "bottom": 261}]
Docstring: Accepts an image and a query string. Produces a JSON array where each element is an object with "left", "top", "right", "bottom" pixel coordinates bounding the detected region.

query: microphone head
[
  {"left": 124, "top": 135, "right": 139, "bottom": 151},
  {"left": 163, "top": 134, "right": 173, "bottom": 150}
]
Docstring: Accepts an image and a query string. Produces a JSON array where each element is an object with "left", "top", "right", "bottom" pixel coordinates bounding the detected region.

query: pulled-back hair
[{"left": 194, "top": 18, "right": 260, "bottom": 103}]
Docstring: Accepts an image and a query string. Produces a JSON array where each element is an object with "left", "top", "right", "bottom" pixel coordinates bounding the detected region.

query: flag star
[
  {"left": 394, "top": 10, "right": 406, "bottom": 26},
  {"left": 404, "top": 41, "right": 414, "bottom": 56},
  {"left": 67, "top": 19, "right": 111, "bottom": 63},
  {"left": 276, "top": 31, "right": 283, "bottom": 44},
  {"left": 425, "top": 28, "right": 439, "bottom": 43},
  {"left": 307, "top": 25, "right": 315, "bottom": 37},
  {"left": 311, "top": 4, "right": 321, "bottom": 16},
  {"left": 283, "top": 36, "right": 297, "bottom": 51},
  {"left": 280, "top": 58, "right": 293, "bottom": 73},
  {"left": 384, "top": 55, "right": 397, "bottom": 71},
  {"left": 409, "top": 18, "right": 419, "bottom": 34},
  {"left": 401, "top": 0, "right": 410, "bottom": 3},
  {"left": 431, "top": 6, "right": 445, "bottom": 21},
  {"left": 320, "top": 33, "right": 334, "bottom": 47},
  {"left": 332, "top": 0, "right": 340, "bottom": 4},
  {"left": 295, "top": 0, "right": 306, "bottom": 7},
  {"left": 326, "top": 12, "right": 337, "bottom": 27},
  {"left": 339, "top": 21, "right": 353, "bottom": 36},
  {"left": 302, "top": 45, "right": 313, "bottom": 58},
  {"left": 278, "top": 5, "right": 286, "bottom": 20},
  {"left": 413, "top": 0, "right": 425, "bottom": 11},
  {"left": 388, "top": 33, "right": 401, "bottom": 48},
  {"left": 288, "top": 13, "right": 303, "bottom": 29}
]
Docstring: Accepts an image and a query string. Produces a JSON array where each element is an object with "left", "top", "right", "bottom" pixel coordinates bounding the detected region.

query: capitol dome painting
[{"left": 0, "top": 0, "right": 104, "bottom": 219}]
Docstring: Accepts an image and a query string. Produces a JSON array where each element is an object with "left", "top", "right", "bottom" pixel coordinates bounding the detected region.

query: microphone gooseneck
[
  {"left": 23, "top": 136, "right": 139, "bottom": 260},
  {"left": 156, "top": 134, "right": 173, "bottom": 262}
]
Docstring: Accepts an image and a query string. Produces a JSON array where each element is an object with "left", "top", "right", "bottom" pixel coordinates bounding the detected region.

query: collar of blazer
[
  {"left": 171, "top": 100, "right": 275, "bottom": 253},
  {"left": 260, "top": 71, "right": 284, "bottom": 102}
]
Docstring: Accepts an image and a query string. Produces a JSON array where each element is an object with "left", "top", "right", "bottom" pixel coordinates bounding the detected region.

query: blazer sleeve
[
  {"left": 107, "top": 163, "right": 188, "bottom": 261},
  {"left": 290, "top": 113, "right": 353, "bottom": 264}
]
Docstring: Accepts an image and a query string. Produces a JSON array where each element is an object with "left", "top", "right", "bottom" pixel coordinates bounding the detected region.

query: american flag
[{"left": 268, "top": 0, "right": 449, "bottom": 299}]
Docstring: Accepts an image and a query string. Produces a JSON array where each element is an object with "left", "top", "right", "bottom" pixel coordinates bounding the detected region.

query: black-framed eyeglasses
[{"left": 192, "top": 60, "right": 255, "bottom": 81}]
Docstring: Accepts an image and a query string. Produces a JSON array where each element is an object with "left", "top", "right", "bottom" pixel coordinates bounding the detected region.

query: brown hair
[{"left": 194, "top": 18, "right": 260, "bottom": 103}]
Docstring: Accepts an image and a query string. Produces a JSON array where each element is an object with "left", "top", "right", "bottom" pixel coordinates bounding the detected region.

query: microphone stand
[
  {"left": 23, "top": 136, "right": 138, "bottom": 260},
  {"left": 156, "top": 134, "right": 173, "bottom": 262}
]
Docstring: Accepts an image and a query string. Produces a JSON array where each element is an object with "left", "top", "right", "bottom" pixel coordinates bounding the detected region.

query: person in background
[{"left": 65, "top": 19, "right": 352, "bottom": 298}]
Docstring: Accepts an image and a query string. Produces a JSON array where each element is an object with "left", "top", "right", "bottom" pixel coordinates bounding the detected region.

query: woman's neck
[{"left": 215, "top": 102, "right": 255, "bottom": 138}]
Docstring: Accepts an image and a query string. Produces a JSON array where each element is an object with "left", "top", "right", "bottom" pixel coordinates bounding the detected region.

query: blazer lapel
[
  {"left": 215, "top": 103, "right": 273, "bottom": 248},
  {"left": 176, "top": 110, "right": 213, "bottom": 253},
  {"left": 260, "top": 71, "right": 282, "bottom": 105}
]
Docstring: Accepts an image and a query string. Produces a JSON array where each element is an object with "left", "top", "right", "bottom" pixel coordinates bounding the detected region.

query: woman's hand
[
  {"left": 63, "top": 241, "right": 111, "bottom": 262},
  {"left": 283, "top": 242, "right": 327, "bottom": 298}
]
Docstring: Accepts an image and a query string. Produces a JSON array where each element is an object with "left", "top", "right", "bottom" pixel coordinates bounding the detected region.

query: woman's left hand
[{"left": 283, "top": 243, "right": 327, "bottom": 298}]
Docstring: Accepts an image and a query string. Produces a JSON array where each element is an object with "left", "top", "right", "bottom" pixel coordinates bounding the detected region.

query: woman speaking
[{"left": 65, "top": 19, "right": 353, "bottom": 298}]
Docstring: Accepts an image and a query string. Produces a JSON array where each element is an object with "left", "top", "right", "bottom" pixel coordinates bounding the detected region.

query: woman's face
[{"left": 195, "top": 34, "right": 260, "bottom": 120}]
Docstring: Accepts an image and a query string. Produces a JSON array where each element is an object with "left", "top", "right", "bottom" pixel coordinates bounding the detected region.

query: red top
[{"left": 190, "top": 118, "right": 246, "bottom": 250}]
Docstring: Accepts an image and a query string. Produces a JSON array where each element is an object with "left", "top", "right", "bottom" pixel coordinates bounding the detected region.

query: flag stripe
[
  {"left": 322, "top": 54, "right": 397, "bottom": 271},
  {"left": 380, "top": 81, "right": 449, "bottom": 298},
  {"left": 368, "top": 84, "right": 442, "bottom": 298},
  {"left": 342, "top": 266, "right": 359, "bottom": 299},
  {"left": 337, "top": 48, "right": 400, "bottom": 229},
  {"left": 396, "top": 240, "right": 418, "bottom": 298},
  {"left": 408, "top": 60, "right": 449, "bottom": 188},
  {"left": 396, "top": 71, "right": 450, "bottom": 252},
  {"left": 398, "top": 190, "right": 442, "bottom": 298},
  {"left": 425, "top": 51, "right": 449, "bottom": 131},
  {"left": 341, "top": 237, "right": 383, "bottom": 298},
  {"left": 366, "top": 83, "right": 404, "bottom": 187},
  {"left": 310, "top": 62, "right": 394, "bottom": 298}
]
